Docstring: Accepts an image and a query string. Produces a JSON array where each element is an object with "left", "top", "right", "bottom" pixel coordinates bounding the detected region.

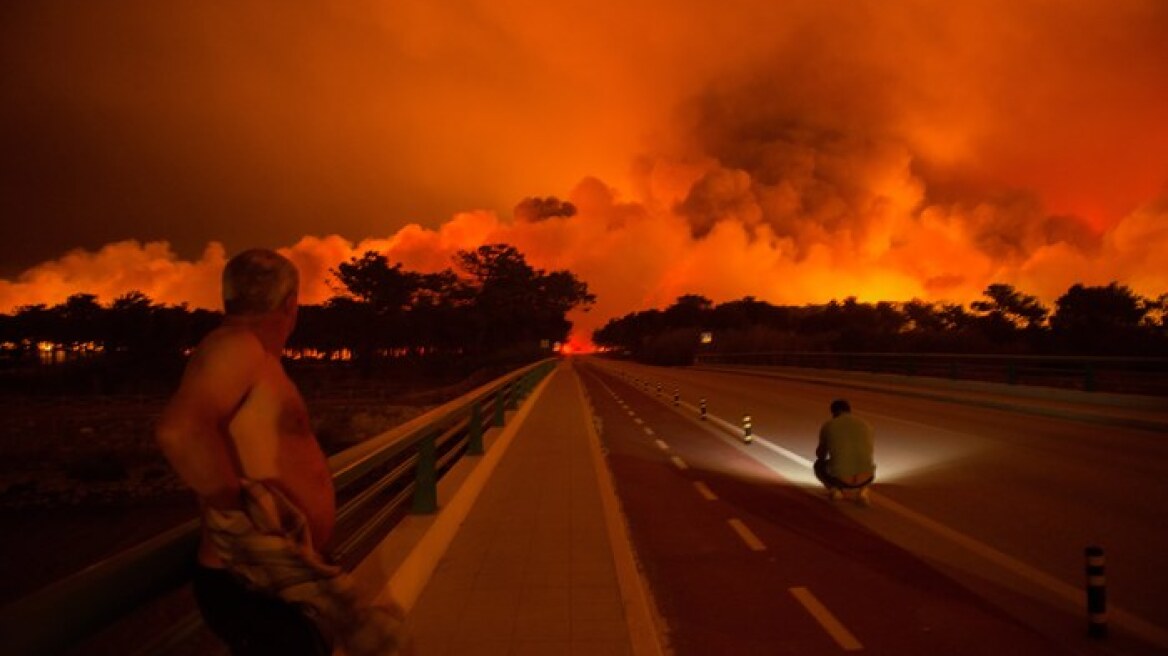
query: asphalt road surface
[{"left": 574, "top": 357, "right": 1168, "bottom": 655}]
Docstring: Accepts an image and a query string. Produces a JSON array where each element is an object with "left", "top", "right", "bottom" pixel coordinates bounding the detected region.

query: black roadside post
[{"left": 1085, "top": 546, "right": 1107, "bottom": 638}]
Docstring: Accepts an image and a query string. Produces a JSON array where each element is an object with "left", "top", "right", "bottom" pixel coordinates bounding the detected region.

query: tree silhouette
[
  {"left": 971, "top": 284, "right": 1049, "bottom": 329},
  {"left": 106, "top": 290, "right": 159, "bottom": 353},
  {"left": 455, "top": 244, "right": 594, "bottom": 351},
  {"left": 1050, "top": 282, "right": 1150, "bottom": 354},
  {"left": 968, "top": 284, "right": 1049, "bottom": 350},
  {"left": 593, "top": 282, "right": 1166, "bottom": 360}
]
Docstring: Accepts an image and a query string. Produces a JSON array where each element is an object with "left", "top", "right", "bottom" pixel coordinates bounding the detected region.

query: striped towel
[{"left": 205, "top": 479, "right": 409, "bottom": 655}]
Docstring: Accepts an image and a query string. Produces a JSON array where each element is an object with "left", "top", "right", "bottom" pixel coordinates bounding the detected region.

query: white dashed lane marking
[
  {"left": 654, "top": 439, "right": 669, "bottom": 451},
  {"left": 693, "top": 481, "right": 717, "bottom": 500},
  {"left": 670, "top": 455, "right": 688, "bottom": 471},
  {"left": 727, "top": 518, "right": 766, "bottom": 551},
  {"left": 789, "top": 587, "right": 863, "bottom": 651}
]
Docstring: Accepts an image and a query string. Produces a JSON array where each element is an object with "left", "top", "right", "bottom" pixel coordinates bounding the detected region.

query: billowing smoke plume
[
  {"left": 2, "top": 0, "right": 1166, "bottom": 347},
  {"left": 3, "top": 177, "right": 1166, "bottom": 348},
  {"left": 514, "top": 197, "right": 577, "bottom": 222}
]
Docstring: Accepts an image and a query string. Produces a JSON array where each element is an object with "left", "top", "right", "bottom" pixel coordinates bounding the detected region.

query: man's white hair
[{"left": 222, "top": 249, "right": 299, "bottom": 315}]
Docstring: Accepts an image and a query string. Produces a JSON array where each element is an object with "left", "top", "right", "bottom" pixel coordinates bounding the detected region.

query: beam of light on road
[
  {"left": 629, "top": 374, "right": 979, "bottom": 490},
  {"left": 749, "top": 431, "right": 980, "bottom": 490}
]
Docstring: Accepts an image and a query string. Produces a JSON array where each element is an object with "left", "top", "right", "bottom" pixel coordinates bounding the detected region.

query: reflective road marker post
[
  {"left": 742, "top": 414, "right": 753, "bottom": 443},
  {"left": 1086, "top": 546, "right": 1108, "bottom": 638}
]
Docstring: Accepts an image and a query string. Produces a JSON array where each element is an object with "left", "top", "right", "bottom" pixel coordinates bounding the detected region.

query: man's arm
[{"left": 155, "top": 331, "right": 264, "bottom": 508}]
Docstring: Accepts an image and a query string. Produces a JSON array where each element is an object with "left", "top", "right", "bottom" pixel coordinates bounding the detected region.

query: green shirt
[{"left": 817, "top": 413, "right": 875, "bottom": 478}]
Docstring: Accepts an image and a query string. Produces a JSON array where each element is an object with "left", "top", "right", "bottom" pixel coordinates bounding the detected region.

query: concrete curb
[{"left": 352, "top": 364, "right": 559, "bottom": 612}]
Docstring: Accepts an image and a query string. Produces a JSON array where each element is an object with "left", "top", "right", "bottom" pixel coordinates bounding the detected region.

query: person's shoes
[
  {"left": 857, "top": 487, "right": 872, "bottom": 507},
  {"left": 828, "top": 488, "right": 843, "bottom": 501}
]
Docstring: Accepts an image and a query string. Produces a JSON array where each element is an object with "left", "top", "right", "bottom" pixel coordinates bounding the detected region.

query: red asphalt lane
[{"left": 577, "top": 361, "right": 1067, "bottom": 656}]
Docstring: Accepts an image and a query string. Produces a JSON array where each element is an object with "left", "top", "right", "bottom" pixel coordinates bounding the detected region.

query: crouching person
[{"left": 814, "top": 399, "right": 875, "bottom": 506}]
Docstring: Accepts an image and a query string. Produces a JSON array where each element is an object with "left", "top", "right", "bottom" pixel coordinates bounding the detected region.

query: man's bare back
[
  {"left": 154, "top": 248, "right": 408, "bottom": 655},
  {"left": 157, "top": 324, "right": 335, "bottom": 568}
]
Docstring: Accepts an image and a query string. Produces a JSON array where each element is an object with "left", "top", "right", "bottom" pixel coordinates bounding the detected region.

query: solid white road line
[
  {"left": 655, "top": 439, "right": 669, "bottom": 451},
  {"left": 753, "top": 436, "right": 814, "bottom": 468},
  {"left": 670, "top": 455, "right": 688, "bottom": 470},
  {"left": 727, "top": 518, "right": 766, "bottom": 551},
  {"left": 693, "top": 481, "right": 718, "bottom": 501},
  {"left": 789, "top": 587, "right": 863, "bottom": 651}
]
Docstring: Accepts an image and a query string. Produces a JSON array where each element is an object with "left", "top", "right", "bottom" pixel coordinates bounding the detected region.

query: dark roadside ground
[{"left": 0, "top": 354, "right": 522, "bottom": 605}]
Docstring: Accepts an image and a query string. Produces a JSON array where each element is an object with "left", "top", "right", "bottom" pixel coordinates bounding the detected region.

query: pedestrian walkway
[{"left": 405, "top": 361, "right": 660, "bottom": 655}]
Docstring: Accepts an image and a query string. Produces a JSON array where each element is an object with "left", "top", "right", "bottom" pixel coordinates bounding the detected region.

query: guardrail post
[
  {"left": 742, "top": 414, "right": 753, "bottom": 443},
  {"left": 494, "top": 387, "right": 506, "bottom": 427},
  {"left": 1085, "top": 546, "right": 1108, "bottom": 638},
  {"left": 411, "top": 431, "right": 439, "bottom": 514},
  {"left": 506, "top": 382, "right": 519, "bottom": 410},
  {"left": 467, "top": 402, "right": 484, "bottom": 455}
]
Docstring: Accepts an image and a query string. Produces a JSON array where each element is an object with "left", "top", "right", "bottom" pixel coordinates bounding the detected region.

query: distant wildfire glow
[{"left": 1, "top": 0, "right": 1166, "bottom": 347}]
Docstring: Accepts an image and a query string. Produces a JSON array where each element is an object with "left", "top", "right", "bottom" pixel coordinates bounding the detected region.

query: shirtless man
[{"left": 156, "top": 249, "right": 336, "bottom": 654}]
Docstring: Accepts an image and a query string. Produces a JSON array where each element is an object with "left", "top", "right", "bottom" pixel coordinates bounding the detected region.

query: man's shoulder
[
  {"left": 192, "top": 326, "right": 267, "bottom": 366},
  {"left": 842, "top": 414, "right": 874, "bottom": 433},
  {"left": 827, "top": 414, "right": 871, "bottom": 432}
]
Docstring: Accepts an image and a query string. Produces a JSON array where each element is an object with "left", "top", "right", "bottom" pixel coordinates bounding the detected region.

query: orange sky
[{"left": 2, "top": 0, "right": 1167, "bottom": 344}]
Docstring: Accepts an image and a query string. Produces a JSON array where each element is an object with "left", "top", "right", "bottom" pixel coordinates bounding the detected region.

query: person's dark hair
[
  {"left": 222, "top": 249, "right": 299, "bottom": 316},
  {"left": 829, "top": 398, "right": 851, "bottom": 416}
]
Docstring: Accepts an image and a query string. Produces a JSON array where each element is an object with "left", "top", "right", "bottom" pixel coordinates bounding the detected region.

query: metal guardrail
[
  {"left": 0, "top": 358, "right": 558, "bottom": 655},
  {"left": 694, "top": 351, "right": 1168, "bottom": 396}
]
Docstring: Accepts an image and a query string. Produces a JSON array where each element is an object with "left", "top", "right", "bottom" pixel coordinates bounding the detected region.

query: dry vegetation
[{"left": 0, "top": 357, "right": 498, "bottom": 604}]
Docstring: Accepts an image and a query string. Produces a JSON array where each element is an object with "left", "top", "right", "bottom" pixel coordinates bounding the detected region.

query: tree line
[
  {"left": 593, "top": 283, "right": 1168, "bottom": 365},
  {"left": 0, "top": 243, "right": 595, "bottom": 366}
]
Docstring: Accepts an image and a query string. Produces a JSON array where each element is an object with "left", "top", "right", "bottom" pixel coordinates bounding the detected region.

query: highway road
[{"left": 574, "top": 357, "right": 1168, "bottom": 655}]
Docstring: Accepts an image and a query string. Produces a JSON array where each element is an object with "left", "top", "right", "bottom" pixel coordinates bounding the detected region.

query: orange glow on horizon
[{"left": 1, "top": 1, "right": 1166, "bottom": 336}]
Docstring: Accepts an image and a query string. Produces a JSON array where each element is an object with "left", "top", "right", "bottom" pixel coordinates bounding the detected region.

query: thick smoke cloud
[{"left": 1, "top": 0, "right": 1166, "bottom": 346}]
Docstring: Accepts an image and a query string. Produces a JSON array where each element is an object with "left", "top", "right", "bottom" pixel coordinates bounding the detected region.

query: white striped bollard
[
  {"left": 700, "top": 398, "right": 707, "bottom": 420},
  {"left": 1085, "top": 546, "right": 1107, "bottom": 638},
  {"left": 673, "top": 388, "right": 680, "bottom": 406},
  {"left": 742, "top": 414, "right": 753, "bottom": 443}
]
